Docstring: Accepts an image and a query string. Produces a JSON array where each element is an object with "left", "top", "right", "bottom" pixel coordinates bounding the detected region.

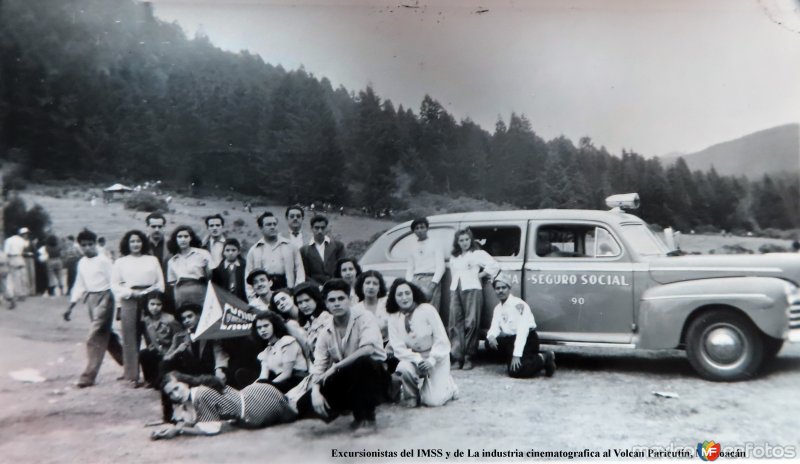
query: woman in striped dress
[{"left": 151, "top": 371, "right": 296, "bottom": 439}]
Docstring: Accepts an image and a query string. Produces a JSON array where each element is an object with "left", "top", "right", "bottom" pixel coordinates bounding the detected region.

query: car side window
[
  {"left": 535, "top": 224, "right": 621, "bottom": 258},
  {"left": 468, "top": 226, "right": 522, "bottom": 257},
  {"left": 389, "top": 227, "right": 454, "bottom": 261}
]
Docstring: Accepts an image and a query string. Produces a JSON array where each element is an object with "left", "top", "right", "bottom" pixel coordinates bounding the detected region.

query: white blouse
[
  {"left": 111, "top": 254, "right": 165, "bottom": 300},
  {"left": 449, "top": 249, "right": 500, "bottom": 291},
  {"left": 387, "top": 303, "right": 450, "bottom": 367}
]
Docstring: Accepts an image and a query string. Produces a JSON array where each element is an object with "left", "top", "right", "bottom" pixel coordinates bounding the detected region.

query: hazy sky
[{"left": 151, "top": 0, "right": 800, "bottom": 157}]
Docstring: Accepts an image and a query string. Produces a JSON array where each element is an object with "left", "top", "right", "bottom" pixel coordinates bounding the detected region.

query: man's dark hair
[
  {"left": 285, "top": 205, "right": 305, "bottom": 219},
  {"left": 256, "top": 211, "right": 277, "bottom": 228},
  {"left": 223, "top": 238, "right": 241, "bottom": 250},
  {"left": 322, "top": 278, "right": 351, "bottom": 299},
  {"left": 410, "top": 217, "right": 429, "bottom": 231},
  {"left": 178, "top": 302, "right": 202, "bottom": 316},
  {"left": 145, "top": 212, "right": 166, "bottom": 226},
  {"left": 310, "top": 215, "right": 329, "bottom": 228},
  {"left": 76, "top": 229, "right": 97, "bottom": 243},
  {"left": 205, "top": 214, "right": 225, "bottom": 227}
]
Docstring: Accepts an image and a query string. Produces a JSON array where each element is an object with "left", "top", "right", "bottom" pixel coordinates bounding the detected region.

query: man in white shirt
[
  {"left": 405, "top": 217, "right": 445, "bottom": 310},
  {"left": 285, "top": 205, "right": 305, "bottom": 249},
  {"left": 63, "top": 229, "right": 123, "bottom": 388},
  {"left": 4, "top": 227, "right": 31, "bottom": 302},
  {"left": 486, "top": 273, "right": 555, "bottom": 378},
  {"left": 245, "top": 212, "right": 305, "bottom": 297},
  {"left": 202, "top": 213, "right": 227, "bottom": 268}
]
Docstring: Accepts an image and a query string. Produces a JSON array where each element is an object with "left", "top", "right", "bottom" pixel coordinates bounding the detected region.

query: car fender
[{"left": 635, "top": 276, "right": 790, "bottom": 349}]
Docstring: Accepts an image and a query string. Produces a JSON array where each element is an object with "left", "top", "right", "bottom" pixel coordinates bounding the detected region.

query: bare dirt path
[{"left": 2, "top": 296, "right": 799, "bottom": 463}]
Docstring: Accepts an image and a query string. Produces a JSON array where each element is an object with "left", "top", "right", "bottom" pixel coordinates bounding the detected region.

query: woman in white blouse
[
  {"left": 448, "top": 228, "right": 500, "bottom": 370},
  {"left": 166, "top": 226, "right": 212, "bottom": 309},
  {"left": 111, "top": 230, "right": 165, "bottom": 386},
  {"left": 252, "top": 311, "right": 308, "bottom": 393},
  {"left": 352, "top": 270, "right": 389, "bottom": 344},
  {"left": 387, "top": 279, "right": 457, "bottom": 407}
]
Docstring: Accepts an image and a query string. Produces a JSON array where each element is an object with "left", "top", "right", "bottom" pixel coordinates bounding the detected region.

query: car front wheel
[{"left": 686, "top": 309, "right": 764, "bottom": 381}]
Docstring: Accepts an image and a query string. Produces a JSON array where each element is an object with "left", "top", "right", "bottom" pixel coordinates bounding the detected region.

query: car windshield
[{"left": 620, "top": 223, "right": 668, "bottom": 256}]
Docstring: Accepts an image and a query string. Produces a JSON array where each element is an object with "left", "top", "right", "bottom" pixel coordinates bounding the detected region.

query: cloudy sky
[{"left": 151, "top": 0, "right": 800, "bottom": 157}]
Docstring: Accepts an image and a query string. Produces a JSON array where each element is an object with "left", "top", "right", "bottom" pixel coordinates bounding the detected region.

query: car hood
[{"left": 648, "top": 253, "right": 800, "bottom": 286}]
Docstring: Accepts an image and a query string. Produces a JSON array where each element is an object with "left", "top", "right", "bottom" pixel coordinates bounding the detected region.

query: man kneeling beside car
[{"left": 487, "top": 273, "right": 556, "bottom": 378}]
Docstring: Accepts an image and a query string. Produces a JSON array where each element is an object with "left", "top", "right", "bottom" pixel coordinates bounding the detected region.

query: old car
[{"left": 359, "top": 194, "right": 800, "bottom": 381}]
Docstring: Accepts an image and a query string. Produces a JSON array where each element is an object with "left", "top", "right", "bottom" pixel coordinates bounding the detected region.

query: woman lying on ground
[{"left": 150, "top": 371, "right": 296, "bottom": 440}]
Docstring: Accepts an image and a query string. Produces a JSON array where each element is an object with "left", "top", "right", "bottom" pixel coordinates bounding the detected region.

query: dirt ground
[{"left": 2, "top": 295, "right": 799, "bottom": 464}]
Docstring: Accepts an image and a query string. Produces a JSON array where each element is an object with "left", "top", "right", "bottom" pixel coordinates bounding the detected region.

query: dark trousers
[
  {"left": 496, "top": 329, "right": 544, "bottom": 378},
  {"left": 449, "top": 288, "right": 483, "bottom": 360},
  {"left": 297, "top": 357, "right": 386, "bottom": 422},
  {"left": 79, "top": 291, "right": 123, "bottom": 384},
  {"left": 139, "top": 348, "right": 164, "bottom": 386}
]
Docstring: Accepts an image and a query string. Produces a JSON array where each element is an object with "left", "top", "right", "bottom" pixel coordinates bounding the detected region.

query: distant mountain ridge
[{"left": 659, "top": 123, "right": 800, "bottom": 179}]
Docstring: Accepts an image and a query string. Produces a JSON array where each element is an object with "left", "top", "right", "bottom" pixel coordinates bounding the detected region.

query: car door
[
  {"left": 457, "top": 220, "right": 527, "bottom": 333},
  {"left": 525, "top": 220, "right": 635, "bottom": 344}
]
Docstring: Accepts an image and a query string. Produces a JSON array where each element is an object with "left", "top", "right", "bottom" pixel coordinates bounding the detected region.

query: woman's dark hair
[
  {"left": 334, "top": 257, "right": 362, "bottom": 279},
  {"left": 293, "top": 282, "right": 325, "bottom": 326},
  {"left": 451, "top": 228, "right": 480, "bottom": 257},
  {"left": 269, "top": 288, "right": 293, "bottom": 315},
  {"left": 161, "top": 371, "right": 225, "bottom": 394},
  {"left": 251, "top": 311, "right": 289, "bottom": 340},
  {"left": 166, "top": 225, "right": 202, "bottom": 254},
  {"left": 144, "top": 291, "right": 165, "bottom": 304},
  {"left": 119, "top": 229, "right": 151, "bottom": 256},
  {"left": 354, "top": 270, "right": 387, "bottom": 302},
  {"left": 385, "top": 278, "right": 428, "bottom": 314}
]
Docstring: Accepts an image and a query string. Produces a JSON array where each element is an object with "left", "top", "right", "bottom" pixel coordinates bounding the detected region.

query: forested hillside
[{"left": 1, "top": 0, "right": 797, "bottom": 231}]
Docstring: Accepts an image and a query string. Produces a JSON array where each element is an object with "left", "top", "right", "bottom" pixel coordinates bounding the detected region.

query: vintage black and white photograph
[{"left": 1, "top": 0, "right": 799, "bottom": 462}]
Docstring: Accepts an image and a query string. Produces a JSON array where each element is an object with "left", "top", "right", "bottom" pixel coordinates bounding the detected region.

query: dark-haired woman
[
  {"left": 334, "top": 257, "right": 361, "bottom": 304},
  {"left": 151, "top": 371, "right": 296, "bottom": 440},
  {"left": 352, "top": 270, "right": 389, "bottom": 344},
  {"left": 448, "top": 228, "right": 499, "bottom": 370},
  {"left": 253, "top": 311, "right": 308, "bottom": 393},
  {"left": 387, "top": 279, "right": 457, "bottom": 407},
  {"left": 293, "top": 283, "right": 332, "bottom": 362},
  {"left": 112, "top": 230, "right": 165, "bottom": 385},
  {"left": 166, "top": 226, "right": 212, "bottom": 309},
  {"left": 270, "top": 288, "right": 310, "bottom": 359}
]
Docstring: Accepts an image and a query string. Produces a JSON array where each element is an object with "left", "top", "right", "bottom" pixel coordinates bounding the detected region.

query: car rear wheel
[{"left": 686, "top": 309, "right": 764, "bottom": 381}]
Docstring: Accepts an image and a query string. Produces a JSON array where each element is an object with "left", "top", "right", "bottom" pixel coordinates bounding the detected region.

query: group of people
[
  {"left": 58, "top": 205, "right": 555, "bottom": 438},
  {"left": 1, "top": 227, "right": 114, "bottom": 309}
]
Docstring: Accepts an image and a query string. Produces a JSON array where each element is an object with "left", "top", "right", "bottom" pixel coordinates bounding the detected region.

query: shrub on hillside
[
  {"left": 3, "top": 196, "right": 51, "bottom": 241},
  {"left": 124, "top": 192, "right": 168, "bottom": 213}
]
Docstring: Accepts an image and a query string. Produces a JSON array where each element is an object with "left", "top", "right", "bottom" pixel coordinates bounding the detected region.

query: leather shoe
[
  {"left": 76, "top": 380, "right": 94, "bottom": 388},
  {"left": 544, "top": 351, "right": 556, "bottom": 377},
  {"left": 462, "top": 357, "right": 474, "bottom": 370}
]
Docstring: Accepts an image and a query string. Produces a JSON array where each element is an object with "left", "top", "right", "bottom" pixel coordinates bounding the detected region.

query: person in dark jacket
[{"left": 210, "top": 238, "right": 247, "bottom": 302}]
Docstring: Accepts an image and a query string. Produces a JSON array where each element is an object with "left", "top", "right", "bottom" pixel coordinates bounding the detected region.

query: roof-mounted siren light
[{"left": 605, "top": 193, "right": 640, "bottom": 212}]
